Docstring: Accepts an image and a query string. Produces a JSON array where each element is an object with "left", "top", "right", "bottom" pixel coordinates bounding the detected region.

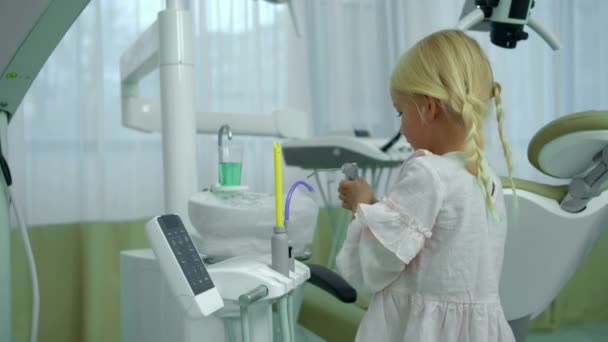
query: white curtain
[
  {"left": 303, "top": 0, "right": 608, "bottom": 184},
  {"left": 8, "top": 0, "right": 305, "bottom": 226},
  {"left": 8, "top": 0, "right": 608, "bottom": 226}
]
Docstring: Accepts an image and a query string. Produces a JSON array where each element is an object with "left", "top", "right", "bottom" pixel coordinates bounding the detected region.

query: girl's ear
[{"left": 423, "top": 95, "right": 441, "bottom": 122}]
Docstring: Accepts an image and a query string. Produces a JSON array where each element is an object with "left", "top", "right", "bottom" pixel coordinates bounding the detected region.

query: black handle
[{"left": 306, "top": 264, "right": 357, "bottom": 303}]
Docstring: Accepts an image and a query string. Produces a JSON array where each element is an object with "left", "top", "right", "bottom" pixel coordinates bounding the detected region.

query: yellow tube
[{"left": 273, "top": 142, "right": 284, "bottom": 227}]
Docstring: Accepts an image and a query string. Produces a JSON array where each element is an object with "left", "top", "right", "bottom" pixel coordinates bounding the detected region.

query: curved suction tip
[{"left": 284, "top": 180, "right": 314, "bottom": 223}]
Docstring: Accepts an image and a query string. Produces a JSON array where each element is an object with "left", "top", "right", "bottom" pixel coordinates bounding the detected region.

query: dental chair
[
  {"left": 298, "top": 111, "right": 608, "bottom": 342},
  {"left": 501, "top": 110, "right": 608, "bottom": 341}
]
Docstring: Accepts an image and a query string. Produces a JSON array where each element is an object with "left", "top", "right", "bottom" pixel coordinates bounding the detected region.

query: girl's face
[{"left": 393, "top": 94, "right": 432, "bottom": 151}]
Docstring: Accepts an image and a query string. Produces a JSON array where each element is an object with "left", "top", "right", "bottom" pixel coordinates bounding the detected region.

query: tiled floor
[
  {"left": 297, "top": 324, "right": 608, "bottom": 342},
  {"left": 527, "top": 324, "right": 608, "bottom": 342}
]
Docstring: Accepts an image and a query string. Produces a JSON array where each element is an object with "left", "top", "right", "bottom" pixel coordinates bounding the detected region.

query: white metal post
[
  {"left": 0, "top": 110, "right": 10, "bottom": 342},
  {"left": 158, "top": 3, "right": 199, "bottom": 239}
]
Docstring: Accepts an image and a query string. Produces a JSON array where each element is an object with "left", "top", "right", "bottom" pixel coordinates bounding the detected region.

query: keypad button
[{"left": 162, "top": 223, "right": 214, "bottom": 295}]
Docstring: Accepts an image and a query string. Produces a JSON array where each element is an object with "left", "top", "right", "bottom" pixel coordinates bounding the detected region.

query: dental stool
[
  {"left": 299, "top": 111, "right": 608, "bottom": 342},
  {"left": 501, "top": 110, "right": 608, "bottom": 341}
]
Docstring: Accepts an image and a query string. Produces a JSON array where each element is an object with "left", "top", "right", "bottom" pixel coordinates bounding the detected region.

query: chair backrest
[
  {"left": 528, "top": 110, "right": 608, "bottom": 178},
  {"left": 499, "top": 188, "right": 608, "bottom": 320}
]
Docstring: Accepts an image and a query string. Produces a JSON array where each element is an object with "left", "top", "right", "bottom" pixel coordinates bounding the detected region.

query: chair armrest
[{"left": 306, "top": 263, "right": 357, "bottom": 303}]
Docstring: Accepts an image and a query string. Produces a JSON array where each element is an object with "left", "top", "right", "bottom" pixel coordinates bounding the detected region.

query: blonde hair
[{"left": 390, "top": 29, "right": 515, "bottom": 213}]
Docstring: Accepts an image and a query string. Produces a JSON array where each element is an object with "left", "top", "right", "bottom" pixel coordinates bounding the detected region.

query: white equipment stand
[
  {"left": 120, "top": 1, "right": 312, "bottom": 341},
  {"left": 121, "top": 249, "right": 309, "bottom": 342}
]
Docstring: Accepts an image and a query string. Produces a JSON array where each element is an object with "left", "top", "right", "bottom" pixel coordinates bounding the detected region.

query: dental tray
[{"left": 281, "top": 136, "right": 412, "bottom": 169}]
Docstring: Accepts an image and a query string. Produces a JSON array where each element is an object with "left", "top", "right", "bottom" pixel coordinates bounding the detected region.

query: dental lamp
[{"left": 458, "top": 0, "right": 560, "bottom": 50}]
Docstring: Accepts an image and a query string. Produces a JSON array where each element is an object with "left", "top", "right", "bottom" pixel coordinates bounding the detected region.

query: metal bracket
[{"left": 561, "top": 144, "right": 608, "bottom": 213}]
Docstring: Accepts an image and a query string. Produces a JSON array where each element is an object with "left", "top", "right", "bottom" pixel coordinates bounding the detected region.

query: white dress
[{"left": 336, "top": 150, "right": 516, "bottom": 342}]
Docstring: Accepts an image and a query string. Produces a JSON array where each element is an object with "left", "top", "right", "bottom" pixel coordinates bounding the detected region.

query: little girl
[{"left": 337, "top": 30, "right": 516, "bottom": 342}]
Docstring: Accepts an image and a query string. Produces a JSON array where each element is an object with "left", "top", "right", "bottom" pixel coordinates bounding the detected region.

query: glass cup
[{"left": 218, "top": 144, "right": 243, "bottom": 186}]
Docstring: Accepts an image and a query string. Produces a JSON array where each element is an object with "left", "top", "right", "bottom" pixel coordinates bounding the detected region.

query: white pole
[
  {"left": 158, "top": 6, "right": 199, "bottom": 239},
  {"left": 0, "top": 110, "right": 10, "bottom": 342},
  {"left": 527, "top": 16, "right": 561, "bottom": 51},
  {"left": 166, "top": 0, "right": 186, "bottom": 10},
  {"left": 456, "top": 8, "right": 485, "bottom": 30}
]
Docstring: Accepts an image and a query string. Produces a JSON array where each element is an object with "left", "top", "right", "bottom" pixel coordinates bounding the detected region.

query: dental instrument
[
  {"left": 285, "top": 180, "right": 315, "bottom": 272},
  {"left": 272, "top": 142, "right": 289, "bottom": 278},
  {"left": 270, "top": 142, "right": 294, "bottom": 342}
]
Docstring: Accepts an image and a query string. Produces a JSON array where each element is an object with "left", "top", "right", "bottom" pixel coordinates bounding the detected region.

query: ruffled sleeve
[{"left": 336, "top": 153, "right": 445, "bottom": 293}]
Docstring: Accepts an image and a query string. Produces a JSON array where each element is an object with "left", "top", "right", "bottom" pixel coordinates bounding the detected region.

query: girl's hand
[{"left": 338, "top": 178, "right": 375, "bottom": 212}]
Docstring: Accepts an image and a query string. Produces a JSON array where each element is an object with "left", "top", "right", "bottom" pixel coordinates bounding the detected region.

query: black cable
[
  {"left": 380, "top": 131, "right": 401, "bottom": 153},
  {"left": 0, "top": 111, "right": 36, "bottom": 342},
  {"left": 0, "top": 115, "right": 12, "bottom": 186}
]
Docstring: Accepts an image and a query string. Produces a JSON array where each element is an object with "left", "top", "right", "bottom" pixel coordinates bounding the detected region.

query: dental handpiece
[
  {"left": 341, "top": 163, "right": 359, "bottom": 181},
  {"left": 307, "top": 163, "right": 359, "bottom": 180}
]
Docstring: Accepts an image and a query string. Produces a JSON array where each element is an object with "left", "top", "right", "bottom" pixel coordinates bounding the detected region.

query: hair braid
[
  {"left": 493, "top": 82, "right": 517, "bottom": 203},
  {"left": 461, "top": 94, "right": 494, "bottom": 211}
]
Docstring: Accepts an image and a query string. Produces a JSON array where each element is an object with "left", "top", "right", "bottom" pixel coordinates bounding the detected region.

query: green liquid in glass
[{"left": 219, "top": 162, "right": 242, "bottom": 186}]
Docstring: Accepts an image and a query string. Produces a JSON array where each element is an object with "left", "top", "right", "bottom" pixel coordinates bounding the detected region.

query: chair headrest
[{"left": 528, "top": 111, "right": 608, "bottom": 178}]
